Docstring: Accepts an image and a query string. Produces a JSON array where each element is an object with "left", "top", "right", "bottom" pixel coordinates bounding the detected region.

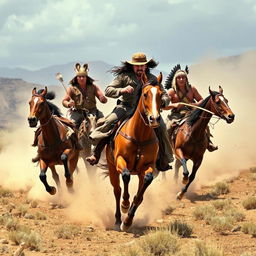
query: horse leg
[
  {"left": 109, "top": 163, "right": 122, "bottom": 230},
  {"left": 121, "top": 171, "right": 154, "bottom": 232},
  {"left": 66, "top": 151, "right": 79, "bottom": 193},
  {"left": 49, "top": 165, "right": 61, "bottom": 192},
  {"left": 121, "top": 168, "right": 130, "bottom": 214},
  {"left": 61, "top": 149, "right": 73, "bottom": 191},
  {"left": 39, "top": 160, "right": 56, "bottom": 195},
  {"left": 177, "top": 158, "right": 202, "bottom": 200},
  {"left": 175, "top": 148, "right": 189, "bottom": 184},
  {"left": 174, "top": 158, "right": 182, "bottom": 184}
]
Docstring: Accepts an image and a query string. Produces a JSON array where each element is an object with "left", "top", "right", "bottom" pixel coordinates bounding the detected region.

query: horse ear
[
  {"left": 41, "top": 87, "right": 47, "bottom": 97},
  {"left": 219, "top": 85, "right": 223, "bottom": 94},
  {"left": 75, "top": 63, "right": 80, "bottom": 72},
  {"left": 157, "top": 72, "right": 162, "bottom": 84},
  {"left": 209, "top": 87, "right": 214, "bottom": 98},
  {"left": 32, "top": 87, "right": 37, "bottom": 95}
]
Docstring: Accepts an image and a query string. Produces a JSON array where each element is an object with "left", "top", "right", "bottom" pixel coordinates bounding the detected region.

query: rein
[{"left": 39, "top": 112, "right": 54, "bottom": 127}]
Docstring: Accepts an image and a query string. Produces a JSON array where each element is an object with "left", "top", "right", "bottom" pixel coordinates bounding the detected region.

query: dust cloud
[{"left": 0, "top": 51, "right": 255, "bottom": 228}]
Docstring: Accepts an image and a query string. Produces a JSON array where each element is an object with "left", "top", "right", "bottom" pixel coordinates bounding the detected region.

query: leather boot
[
  {"left": 86, "top": 137, "right": 109, "bottom": 165},
  {"left": 154, "top": 127, "right": 173, "bottom": 172}
]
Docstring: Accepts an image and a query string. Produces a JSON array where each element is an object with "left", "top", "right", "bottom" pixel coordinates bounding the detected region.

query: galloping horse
[
  {"left": 106, "top": 73, "right": 163, "bottom": 231},
  {"left": 76, "top": 110, "right": 98, "bottom": 177},
  {"left": 170, "top": 86, "right": 235, "bottom": 200},
  {"left": 28, "top": 87, "right": 79, "bottom": 195}
]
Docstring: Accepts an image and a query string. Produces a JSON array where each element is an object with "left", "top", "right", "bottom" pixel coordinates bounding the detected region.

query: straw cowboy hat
[{"left": 126, "top": 52, "right": 153, "bottom": 65}]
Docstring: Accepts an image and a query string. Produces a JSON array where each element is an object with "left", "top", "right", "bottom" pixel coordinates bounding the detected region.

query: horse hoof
[
  {"left": 176, "top": 192, "right": 183, "bottom": 200},
  {"left": 114, "top": 223, "right": 121, "bottom": 232},
  {"left": 49, "top": 186, "right": 56, "bottom": 195},
  {"left": 120, "top": 222, "right": 131, "bottom": 232},
  {"left": 182, "top": 177, "right": 189, "bottom": 185},
  {"left": 121, "top": 203, "right": 130, "bottom": 214}
]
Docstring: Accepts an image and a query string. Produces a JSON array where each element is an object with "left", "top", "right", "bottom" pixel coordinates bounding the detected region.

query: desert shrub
[
  {"left": 241, "top": 253, "right": 254, "bottom": 256},
  {"left": 35, "top": 211, "right": 47, "bottom": 220},
  {"left": 5, "top": 218, "right": 19, "bottom": 231},
  {"left": 250, "top": 173, "right": 256, "bottom": 181},
  {"left": 169, "top": 220, "right": 193, "bottom": 238},
  {"left": 17, "top": 205, "right": 28, "bottom": 216},
  {"left": 241, "top": 222, "right": 256, "bottom": 237},
  {"left": 242, "top": 196, "right": 256, "bottom": 210},
  {"left": 209, "top": 216, "right": 234, "bottom": 234},
  {"left": 212, "top": 199, "right": 232, "bottom": 210},
  {"left": 224, "top": 208, "right": 245, "bottom": 222},
  {"left": 249, "top": 167, "right": 256, "bottom": 173},
  {"left": 0, "top": 187, "right": 13, "bottom": 197},
  {"left": 193, "top": 205, "right": 216, "bottom": 223},
  {"left": 9, "top": 226, "right": 41, "bottom": 251},
  {"left": 210, "top": 182, "right": 230, "bottom": 196},
  {"left": 24, "top": 213, "right": 35, "bottom": 219},
  {"left": 194, "top": 240, "right": 224, "bottom": 256},
  {"left": 138, "top": 230, "right": 179, "bottom": 256},
  {"left": 56, "top": 225, "right": 80, "bottom": 239}
]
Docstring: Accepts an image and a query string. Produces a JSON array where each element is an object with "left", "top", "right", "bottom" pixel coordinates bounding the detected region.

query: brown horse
[
  {"left": 106, "top": 73, "right": 163, "bottom": 231},
  {"left": 170, "top": 86, "right": 235, "bottom": 200},
  {"left": 28, "top": 87, "right": 79, "bottom": 195}
]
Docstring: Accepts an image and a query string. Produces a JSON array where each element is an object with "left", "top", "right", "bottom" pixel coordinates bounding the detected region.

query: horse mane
[
  {"left": 187, "top": 91, "right": 218, "bottom": 126},
  {"left": 37, "top": 89, "right": 62, "bottom": 117}
]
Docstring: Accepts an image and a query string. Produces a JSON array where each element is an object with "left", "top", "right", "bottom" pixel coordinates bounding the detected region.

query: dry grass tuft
[
  {"left": 210, "top": 182, "right": 230, "bottom": 196},
  {"left": 242, "top": 196, "right": 256, "bottom": 210},
  {"left": 169, "top": 220, "right": 193, "bottom": 238},
  {"left": 209, "top": 216, "right": 234, "bottom": 234},
  {"left": 241, "top": 222, "right": 256, "bottom": 237},
  {"left": 56, "top": 225, "right": 81, "bottom": 239},
  {"left": 249, "top": 167, "right": 256, "bottom": 173},
  {"left": 194, "top": 240, "right": 224, "bottom": 256},
  {"left": 163, "top": 205, "right": 175, "bottom": 215},
  {"left": 138, "top": 230, "right": 180, "bottom": 256},
  {"left": 9, "top": 225, "right": 42, "bottom": 251},
  {"left": 212, "top": 199, "right": 232, "bottom": 210},
  {"left": 0, "top": 187, "right": 13, "bottom": 197},
  {"left": 193, "top": 205, "right": 216, "bottom": 223}
]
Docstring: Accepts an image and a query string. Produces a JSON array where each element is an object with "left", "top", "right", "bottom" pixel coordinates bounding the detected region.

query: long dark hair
[
  {"left": 69, "top": 75, "right": 95, "bottom": 86},
  {"left": 110, "top": 59, "right": 158, "bottom": 76}
]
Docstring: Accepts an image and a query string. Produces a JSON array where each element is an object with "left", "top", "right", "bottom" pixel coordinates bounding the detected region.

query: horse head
[
  {"left": 28, "top": 87, "right": 48, "bottom": 127},
  {"left": 209, "top": 86, "right": 235, "bottom": 124},
  {"left": 141, "top": 73, "right": 163, "bottom": 128}
]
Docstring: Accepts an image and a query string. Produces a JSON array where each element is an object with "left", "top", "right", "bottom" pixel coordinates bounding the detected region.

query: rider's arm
[
  {"left": 192, "top": 86, "right": 204, "bottom": 106},
  {"left": 62, "top": 87, "right": 74, "bottom": 108},
  {"left": 105, "top": 75, "right": 133, "bottom": 98},
  {"left": 95, "top": 85, "right": 107, "bottom": 103},
  {"left": 105, "top": 75, "right": 125, "bottom": 98},
  {"left": 162, "top": 89, "right": 180, "bottom": 110}
]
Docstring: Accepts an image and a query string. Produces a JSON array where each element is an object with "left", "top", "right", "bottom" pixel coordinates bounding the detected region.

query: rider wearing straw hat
[{"left": 86, "top": 52, "right": 174, "bottom": 171}]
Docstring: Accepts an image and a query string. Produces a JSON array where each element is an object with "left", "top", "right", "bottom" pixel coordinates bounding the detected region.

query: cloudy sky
[{"left": 0, "top": 0, "right": 255, "bottom": 71}]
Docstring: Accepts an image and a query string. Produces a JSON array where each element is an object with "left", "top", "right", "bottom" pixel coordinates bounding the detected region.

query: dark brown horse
[
  {"left": 170, "top": 86, "right": 235, "bottom": 200},
  {"left": 106, "top": 73, "right": 163, "bottom": 231},
  {"left": 28, "top": 87, "right": 79, "bottom": 195}
]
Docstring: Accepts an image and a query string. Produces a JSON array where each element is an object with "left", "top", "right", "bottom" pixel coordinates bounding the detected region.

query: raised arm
[{"left": 62, "top": 87, "right": 74, "bottom": 108}]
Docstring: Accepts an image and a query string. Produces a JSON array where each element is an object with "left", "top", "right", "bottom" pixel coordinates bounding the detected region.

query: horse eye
[{"left": 144, "top": 93, "right": 147, "bottom": 98}]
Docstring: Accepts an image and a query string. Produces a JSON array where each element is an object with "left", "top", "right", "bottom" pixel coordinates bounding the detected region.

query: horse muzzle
[
  {"left": 148, "top": 115, "right": 161, "bottom": 128},
  {"left": 225, "top": 114, "right": 235, "bottom": 124},
  {"left": 28, "top": 116, "right": 38, "bottom": 127}
]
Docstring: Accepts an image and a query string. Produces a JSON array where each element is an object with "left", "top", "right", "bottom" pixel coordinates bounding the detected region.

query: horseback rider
[
  {"left": 164, "top": 64, "right": 218, "bottom": 152},
  {"left": 31, "top": 64, "right": 107, "bottom": 163},
  {"left": 62, "top": 63, "right": 107, "bottom": 129},
  {"left": 86, "top": 52, "right": 174, "bottom": 171}
]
